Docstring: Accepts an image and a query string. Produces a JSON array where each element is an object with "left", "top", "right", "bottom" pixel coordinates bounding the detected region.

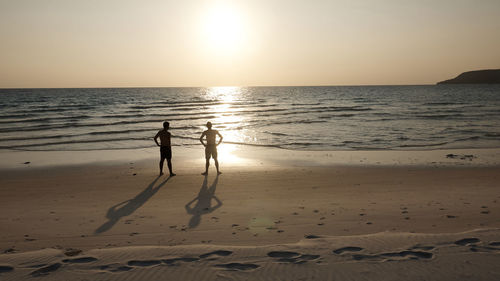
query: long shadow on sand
[
  {"left": 95, "top": 176, "right": 171, "bottom": 234},
  {"left": 185, "top": 175, "right": 221, "bottom": 228}
]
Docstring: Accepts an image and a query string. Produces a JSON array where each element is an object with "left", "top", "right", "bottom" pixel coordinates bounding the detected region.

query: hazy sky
[{"left": 1, "top": 0, "right": 499, "bottom": 88}]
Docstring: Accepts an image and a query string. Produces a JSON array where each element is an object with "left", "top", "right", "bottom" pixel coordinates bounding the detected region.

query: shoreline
[{"left": 1, "top": 145, "right": 499, "bottom": 170}]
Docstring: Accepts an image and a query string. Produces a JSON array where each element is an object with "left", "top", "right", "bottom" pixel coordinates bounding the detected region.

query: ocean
[{"left": 0, "top": 85, "right": 499, "bottom": 151}]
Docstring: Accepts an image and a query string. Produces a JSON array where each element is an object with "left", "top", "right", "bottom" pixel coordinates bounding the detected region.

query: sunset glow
[
  {"left": 201, "top": 4, "right": 245, "bottom": 54},
  {"left": 0, "top": 0, "right": 499, "bottom": 87}
]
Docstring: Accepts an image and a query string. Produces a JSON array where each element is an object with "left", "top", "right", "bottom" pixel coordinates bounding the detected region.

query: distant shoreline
[{"left": 437, "top": 69, "right": 500, "bottom": 84}]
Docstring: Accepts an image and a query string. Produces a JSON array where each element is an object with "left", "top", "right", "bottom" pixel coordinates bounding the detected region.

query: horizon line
[{"left": 0, "top": 83, "right": 442, "bottom": 90}]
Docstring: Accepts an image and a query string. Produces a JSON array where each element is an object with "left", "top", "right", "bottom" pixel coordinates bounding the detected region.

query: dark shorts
[
  {"left": 205, "top": 145, "right": 218, "bottom": 159},
  {"left": 160, "top": 146, "right": 172, "bottom": 159}
]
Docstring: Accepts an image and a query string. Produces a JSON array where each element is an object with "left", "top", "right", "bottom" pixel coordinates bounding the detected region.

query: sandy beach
[{"left": 1, "top": 146, "right": 499, "bottom": 280}]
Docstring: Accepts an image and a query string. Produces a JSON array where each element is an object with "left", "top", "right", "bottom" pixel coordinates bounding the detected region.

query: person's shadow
[
  {"left": 95, "top": 176, "right": 171, "bottom": 234},
  {"left": 185, "top": 175, "right": 222, "bottom": 228}
]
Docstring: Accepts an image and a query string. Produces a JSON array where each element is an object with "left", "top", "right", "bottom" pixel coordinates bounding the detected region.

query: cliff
[{"left": 437, "top": 69, "right": 500, "bottom": 84}]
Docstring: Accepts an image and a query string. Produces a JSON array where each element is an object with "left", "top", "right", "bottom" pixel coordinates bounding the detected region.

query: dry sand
[{"left": 0, "top": 146, "right": 499, "bottom": 280}]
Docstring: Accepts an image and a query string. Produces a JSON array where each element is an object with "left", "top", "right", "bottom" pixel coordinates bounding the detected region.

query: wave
[
  {"left": 415, "top": 114, "right": 464, "bottom": 119},
  {"left": 1, "top": 86, "right": 500, "bottom": 152},
  {"left": 0, "top": 113, "right": 38, "bottom": 119},
  {"left": 129, "top": 101, "right": 222, "bottom": 109},
  {"left": 0, "top": 115, "right": 218, "bottom": 133},
  {"left": 397, "top": 141, "right": 450, "bottom": 148},
  {"left": 422, "top": 102, "right": 460, "bottom": 106},
  {"left": 0, "top": 115, "right": 90, "bottom": 124},
  {"left": 0, "top": 137, "right": 151, "bottom": 150}
]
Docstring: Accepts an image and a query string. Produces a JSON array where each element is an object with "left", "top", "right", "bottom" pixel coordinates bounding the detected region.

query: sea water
[{"left": 0, "top": 85, "right": 499, "bottom": 151}]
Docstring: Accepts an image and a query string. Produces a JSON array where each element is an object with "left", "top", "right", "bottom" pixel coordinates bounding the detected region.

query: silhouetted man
[
  {"left": 199, "top": 121, "right": 223, "bottom": 175},
  {"left": 154, "top": 121, "right": 176, "bottom": 177}
]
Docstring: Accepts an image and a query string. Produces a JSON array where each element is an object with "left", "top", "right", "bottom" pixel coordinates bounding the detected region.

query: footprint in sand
[
  {"left": 304, "top": 234, "right": 322, "bottom": 239},
  {"left": 268, "top": 251, "right": 300, "bottom": 258},
  {"left": 62, "top": 257, "right": 98, "bottom": 264},
  {"left": 297, "top": 254, "right": 320, "bottom": 261},
  {"left": 333, "top": 247, "right": 364, "bottom": 255},
  {"left": 30, "top": 263, "right": 62, "bottom": 277},
  {"left": 64, "top": 248, "right": 82, "bottom": 256},
  {"left": 0, "top": 265, "right": 14, "bottom": 273},
  {"left": 409, "top": 245, "right": 435, "bottom": 251},
  {"left": 267, "top": 251, "right": 320, "bottom": 264},
  {"left": 454, "top": 238, "right": 480, "bottom": 246},
  {"left": 163, "top": 257, "right": 199, "bottom": 265},
  {"left": 351, "top": 250, "right": 433, "bottom": 261},
  {"left": 214, "top": 263, "right": 259, "bottom": 271},
  {"left": 4, "top": 248, "right": 16, "bottom": 254},
  {"left": 99, "top": 264, "right": 133, "bottom": 272},
  {"left": 199, "top": 250, "right": 233, "bottom": 259},
  {"left": 127, "top": 260, "right": 162, "bottom": 267}
]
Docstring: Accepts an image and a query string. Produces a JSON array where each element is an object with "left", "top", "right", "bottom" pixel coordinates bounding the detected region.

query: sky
[{"left": 1, "top": 0, "right": 499, "bottom": 88}]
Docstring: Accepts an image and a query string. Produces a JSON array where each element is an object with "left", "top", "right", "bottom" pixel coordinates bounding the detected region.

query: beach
[
  {"left": 1, "top": 146, "right": 500, "bottom": 280},
  {"left": 2, "top": 0, "right": 500, "bottom": 279}
]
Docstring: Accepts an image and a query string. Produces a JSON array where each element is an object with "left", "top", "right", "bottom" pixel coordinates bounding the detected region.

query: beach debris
[
  {"left": 446, "top": 154, "right": 476, "bottom": 160},
  {"left": 446, "top": 215, "right": 457, "bottom": 218},
  {"left": 23, "top": 161, "right": 30, "bottom": 164}
]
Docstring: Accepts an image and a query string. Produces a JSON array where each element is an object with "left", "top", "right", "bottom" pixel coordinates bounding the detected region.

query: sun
[{"left": 201, "top": 3, "right": 246, "bottom": 54}]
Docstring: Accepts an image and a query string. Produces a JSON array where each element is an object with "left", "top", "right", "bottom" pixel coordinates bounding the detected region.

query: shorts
[
  {"left": 160, "top": 146, "right": 172, "bottom": 159},
  {"left": 205, "top": 145, "right": 218, "bottom": 159}
]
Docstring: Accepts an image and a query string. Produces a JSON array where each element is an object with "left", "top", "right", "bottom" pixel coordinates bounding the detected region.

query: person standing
[
  {"left": 199, "top": 122, "right": 223, "bottom": 175},
  {"left": 154, "top": 121, "right": 176, "bottom": 177}
]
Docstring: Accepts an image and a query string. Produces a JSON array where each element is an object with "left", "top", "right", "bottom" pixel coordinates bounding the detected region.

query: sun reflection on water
[{"left": 203, "top": 87, "right": 250, "bottom": 164}]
